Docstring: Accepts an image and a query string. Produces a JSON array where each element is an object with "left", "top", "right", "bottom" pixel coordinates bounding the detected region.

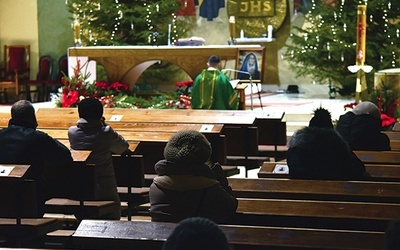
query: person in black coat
[
  {"left": 0, "top": 100, "right": 73, "bottom": 216},
  {"left": 149, "top": 130, "right": 238, "bottom": 223},
  {"left": 336, "top": 101, "right": 391, "bottom": 151},
  {"left": 287, "top": 107, "right": 369, "bottom": 180}
]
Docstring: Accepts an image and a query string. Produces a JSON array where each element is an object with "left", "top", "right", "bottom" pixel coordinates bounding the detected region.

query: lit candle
[
  {"left": 229, "top": 16, "right": 236, "bottom": 41},
  {"left": 73, "top": 19, "right": 81, "bottom": 45},
  {"left": 356, "top": 5, "right": 367, "bottom": 65}
]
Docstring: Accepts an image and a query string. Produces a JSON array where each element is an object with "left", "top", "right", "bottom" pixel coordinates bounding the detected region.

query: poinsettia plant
[
  {"left": 55, "top": 60, "right": 130, "bottom": 108},
  {"left": 54, "top": 61, "right": 193, "bottom": 109}
]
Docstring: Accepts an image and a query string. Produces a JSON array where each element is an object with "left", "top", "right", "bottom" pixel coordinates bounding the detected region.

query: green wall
[{"left": 37, "top": 0, "right": 73, "bottom": 78}]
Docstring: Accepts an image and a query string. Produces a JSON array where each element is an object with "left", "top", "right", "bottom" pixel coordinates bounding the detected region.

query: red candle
[{"left": 356, "top": 5, "right": 367, "bottom": 65}]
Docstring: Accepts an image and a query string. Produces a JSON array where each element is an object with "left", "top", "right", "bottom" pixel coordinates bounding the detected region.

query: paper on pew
[
  {"left": 273, "top": 164, "right": 289, "bottom": 174},
  {"left": 109, "top": 115, "right": 123, "bottom": 122},
  {"left": 200, "top": 124, "right": 214, "bottom": 132},
  {"left": 0, "top": 166, "right": 14, "bottom": 176}
]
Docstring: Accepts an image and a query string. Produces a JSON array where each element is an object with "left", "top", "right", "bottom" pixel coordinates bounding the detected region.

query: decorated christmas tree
[
  {"left": 66, "top": 0, "right": 194, "bottom": 46},
  {"left": 284, "top": 0, "right": 400, "bottom": 96}
]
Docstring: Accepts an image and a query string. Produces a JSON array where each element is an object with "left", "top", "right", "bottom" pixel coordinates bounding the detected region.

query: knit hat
[
  {"left": 309, "top": 107, "right": 333, "bottom": 129},
  {"left": 164, "top": 130, "right": 212, "bottom": 164},
  {"left": 78, "top": 98, "right": 104, "bottom": 120},
  {"left": 10, "top": 100, "right": 38, "bottom": 129},
  {"left": 162, "top": 217, "right": 229, "bottom": 250},
  {"left": 352, "top": 101, "right": 381, "bottom": 119}
]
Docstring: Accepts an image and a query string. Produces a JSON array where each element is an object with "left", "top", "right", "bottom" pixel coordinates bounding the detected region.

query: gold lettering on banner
[{"left": 238, "top": 0, "right": 275, "bottom": 17}]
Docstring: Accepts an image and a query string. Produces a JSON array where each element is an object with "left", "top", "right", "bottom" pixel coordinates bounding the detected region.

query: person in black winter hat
[
  {"left": 287, "top": 106, "right": 369, "bottom": 180},
  {"left": 150, "top": 130, "right": 238, "bottom": 223},
  {"left": 163, "top": 217, "right": 229, "bottom": 250}
]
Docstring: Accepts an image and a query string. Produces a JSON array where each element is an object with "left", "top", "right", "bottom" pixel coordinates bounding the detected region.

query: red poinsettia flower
[
  {"left": 95, "top": 81, "right": 109, "bottom": 90},
  {"left": 381, "top": 113, "right": 397, "bottom": 128},
  {"left": 61, "top": 90, "right": 79, "bottom": 108},
  {"left": 110, "top": 82, "right": 128, "bottom": 91}
]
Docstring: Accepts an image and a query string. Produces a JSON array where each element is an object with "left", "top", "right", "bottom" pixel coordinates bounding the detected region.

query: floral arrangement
[{"left": 54, "top": 60, "right": 193, "bottom": 109}]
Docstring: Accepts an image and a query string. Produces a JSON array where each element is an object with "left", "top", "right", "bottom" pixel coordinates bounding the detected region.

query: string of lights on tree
[
  {"left": 285, "top": 0, "right": 400, "bottom": 95},
  {"left": 66, "top": 0, "right": 188, "bottom": 46}
]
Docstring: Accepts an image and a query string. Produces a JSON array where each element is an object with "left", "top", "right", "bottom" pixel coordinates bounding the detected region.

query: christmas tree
[
  {"left": 284, "top": 0, "right": 400, "bottom": 96},
  {"left": 66, "top": 0, "right": 193, "bottom": 46}
]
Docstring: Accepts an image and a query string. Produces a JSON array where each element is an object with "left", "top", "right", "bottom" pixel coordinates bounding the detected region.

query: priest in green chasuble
[{"left": 191, "top": 55, "right": 239, "bottom": 110}]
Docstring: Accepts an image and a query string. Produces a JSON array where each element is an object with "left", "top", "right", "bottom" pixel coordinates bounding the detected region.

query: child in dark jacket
[{"left": 149, "top": 130, "right": 238, "bottom": 223}]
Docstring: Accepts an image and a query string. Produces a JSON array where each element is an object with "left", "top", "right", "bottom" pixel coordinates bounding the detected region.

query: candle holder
[{"left": 348, "top": 5, "right": 372, "bottom": 102}]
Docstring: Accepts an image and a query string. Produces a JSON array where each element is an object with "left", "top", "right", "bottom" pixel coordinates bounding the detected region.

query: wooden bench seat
[
  {"left": 354, "top": 150, "right": 400, "bottom": 164},
  {"left": 258, "top": 162, "right": 400, "bottom": 182},
  {"left": 0, "top": 218, "right": 61, "bottom": 246},
  {"left": 231, "top": 198, "right": 400, "bottom": 231},
  {"left": 44, "top": 151, "right": 120, "bottom": 221},
  {"left": 0, "top": 165, "right": 63, "bottom": 247},
  {"left": 229, "top": 177, "right": 400, "bottom": 203},
  {"left": 71, "top": 219, "right": 385, "bottom": 250}
]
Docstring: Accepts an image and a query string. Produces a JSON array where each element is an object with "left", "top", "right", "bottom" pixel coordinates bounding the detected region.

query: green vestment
[{"left": 191, "top": 69, "right": 238, "bottom": 110}]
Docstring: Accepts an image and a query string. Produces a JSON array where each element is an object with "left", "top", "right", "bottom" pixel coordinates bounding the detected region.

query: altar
[{"left": 67, "top": 45, "right": 263, "bottom": 89}]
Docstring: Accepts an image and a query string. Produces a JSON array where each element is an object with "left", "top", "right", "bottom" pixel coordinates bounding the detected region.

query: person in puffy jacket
[
  {"left": 287, "top": 107, "right": 369, "bottom": 180},
  {"left": 150, "top": 130, "right": 238, "bottom": 223},
  {"left": 336, "top": 101, "right": 391, "bottom": 151},
  {"left": 68, "top": 98, "right": 130, "bottom": 220}
]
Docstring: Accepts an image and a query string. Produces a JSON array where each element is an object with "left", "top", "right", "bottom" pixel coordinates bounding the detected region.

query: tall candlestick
[
  {"left": 168, "top": 24, "right": 171, "bottom": 46},
  {"left": 229, "top": 16, "right": 236, "bottom": 42},
  {"left": 356, "top": 5, "right": 367, "bottom": 65},
  {"left": 73, "top": 18, "right": 81, "bottom": 46}
]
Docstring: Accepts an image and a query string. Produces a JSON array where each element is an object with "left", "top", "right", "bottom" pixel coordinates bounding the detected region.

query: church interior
[{"left": 0, "top": 0, "right": 399, "bottom": 249}]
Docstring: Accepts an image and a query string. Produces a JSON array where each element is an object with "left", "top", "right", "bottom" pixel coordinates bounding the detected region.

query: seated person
[
  {"left": 191, "top": 55, "right": 238, "bottom": 110},
  {"left": 163, "top": 217, "right": 229, "bottom": 250},
  {"left": 68, "top": 98, "right": 130, "bottom": 220},
  {"left": 287, "top": 107, "right": 369, "bottom": 180},
  {"left": 150, "top": 130, "right": 238, "bottom": 223},
  {"left": 386, "top": 219, "right": 400, "bottom": 250},
  {"left": 336, "top": 101, "right": 391, "bottom": 151},
  {"left": 0, "top": 100, "right": 73, "bottom": 216}
]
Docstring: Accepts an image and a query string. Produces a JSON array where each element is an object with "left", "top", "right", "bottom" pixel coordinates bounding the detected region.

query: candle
[
  {"left": 73, "top": 19, "right": 81, "bottom": 44},
  {"left": 356, "top": 5, "right": 367, "bottom": 65},
  {"left": 168, "top": 24, "right": 171, "bottom": 46},
  {"left": 267, "top": 25, "right": 273, "bottom": 39},
  {"left": 229, "top": 16, "right": 236, "bottom": 41}
]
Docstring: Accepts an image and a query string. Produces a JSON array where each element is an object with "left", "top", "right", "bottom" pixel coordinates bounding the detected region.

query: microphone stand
[{"left": 221, "top": 69, "right": 263, "bottom": 110}]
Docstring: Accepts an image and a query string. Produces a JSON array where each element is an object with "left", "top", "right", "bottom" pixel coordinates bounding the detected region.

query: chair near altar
[{"left": 0, "top": 45, "right": 30, "bottom": 103}]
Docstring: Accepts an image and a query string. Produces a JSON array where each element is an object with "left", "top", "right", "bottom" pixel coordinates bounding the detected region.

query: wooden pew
[
  {"left": 112, "top": 154, "right": 150, "bottom": 220},
  {"left": 71, "top": 219, "right": 385, "bottom": 250},
  {"left": 44, "top": 150, "right": 120, "bottom": 222},
  {"left": 354, "top": 150, "right": 400, "bottom": 164},
  {"left": 229, "top": 177, "right": 400, "bottom": 203},
  {"left": 0, "top": 164, "right": 62, "bottom": 246},
  {"left": 32, "top": 108, "right": 286, "bottom": 163},
  {"left": 258, "top": 162, "right": 400, "bottom": 182},
  {"left": 44, "top": 129, "right": 235, "bottom": 179},
  {"left": 231, "top": 198, "right": 400, "bottom": 232}
]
